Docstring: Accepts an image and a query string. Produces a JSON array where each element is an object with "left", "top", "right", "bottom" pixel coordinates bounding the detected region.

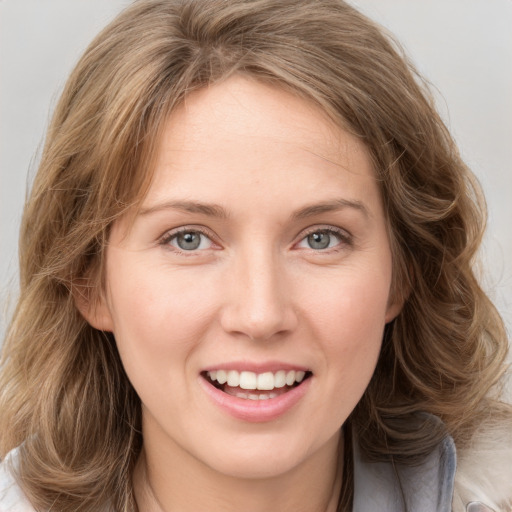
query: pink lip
[
  {"left": 199, "top": 373, "right": 312, "bottom": 423},
  {"left": 201, "top": 361, "right": 310, "bottom": 373}
]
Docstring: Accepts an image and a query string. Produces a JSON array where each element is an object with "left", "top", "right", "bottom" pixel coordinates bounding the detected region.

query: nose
[{"left": 219, "top": 247, "right": 298, "bottom": 341}]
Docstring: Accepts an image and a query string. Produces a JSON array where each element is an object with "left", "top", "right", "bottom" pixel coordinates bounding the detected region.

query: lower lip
[{"left": 199, "top": 376, "right": 312, "bottom": 423}]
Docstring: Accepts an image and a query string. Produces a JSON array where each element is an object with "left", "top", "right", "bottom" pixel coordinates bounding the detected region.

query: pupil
[
  {"left": 177, "top": 232, "right": 201, "bottom": 250},
  {"left": 308, "top": 232, "right": 330, "bottom": 250}
]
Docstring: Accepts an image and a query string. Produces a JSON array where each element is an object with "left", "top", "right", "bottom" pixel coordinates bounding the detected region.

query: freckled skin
[{"left": 86, "top": 76, "right": 402, "bottom": 512}]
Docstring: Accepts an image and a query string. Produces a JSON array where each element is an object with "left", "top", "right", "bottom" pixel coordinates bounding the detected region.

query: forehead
[
  {"left": 143, "top": 76, "right": 378, "bottom": 209},
  {"left": 164, "top": 78, "right": 352, "bottom": 153}
]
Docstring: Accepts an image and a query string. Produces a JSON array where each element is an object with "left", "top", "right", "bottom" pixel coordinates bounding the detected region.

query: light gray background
[{"left": 1, "top": 1, "right": 511, "bottom": 345}]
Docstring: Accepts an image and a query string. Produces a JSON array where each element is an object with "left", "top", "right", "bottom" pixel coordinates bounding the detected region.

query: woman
[{"left": 0, "top": 0, "right": 510, "bottom": 511}]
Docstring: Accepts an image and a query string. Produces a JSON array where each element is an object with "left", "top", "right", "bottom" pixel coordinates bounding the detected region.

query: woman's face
[{"left": 89, "top": 76, "right": 401, "bottom": 479}]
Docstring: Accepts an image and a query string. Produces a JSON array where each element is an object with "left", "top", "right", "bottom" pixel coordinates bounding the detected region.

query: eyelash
[
  {"left": 158, "top": 226, "right": 217, "bottom": 254},
  {"left": 158, "top": 225, "right": 353, "bottom": 254},
  {"left": 296, "top": 226, "right": 353, "bottom": 252}
]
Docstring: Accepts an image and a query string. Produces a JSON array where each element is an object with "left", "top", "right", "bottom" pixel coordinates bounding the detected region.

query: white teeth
[
  {"left": 285, "top": 370, "right": 296, "bottom": 386},
  {"left": 239, "top": 371, "right": 257, "bottom": 390},
  {"left": 206, "top": 369, "right": 308, "bottom": 391},
  {"left": 257, "top": 372, "right": 274, "bottom": 390},
  {"left": 274, "top": 370, "right": 286, "bottom": 388},
  {"left": 227, "top": 370, "right": 239, "bottom": 387},
  {"left": 232, "top": 391, "right": 278, "bottom": 400},
  {"left": 216, "top": 370, "right": 227, "bottom": 384},
  {"left": 295, "top": 370, "right": 306, "bottom": 383}
]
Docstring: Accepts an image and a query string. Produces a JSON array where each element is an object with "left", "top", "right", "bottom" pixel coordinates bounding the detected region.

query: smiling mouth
[{"left": 202, "top": 369, "right": 313, "bottom": 400}]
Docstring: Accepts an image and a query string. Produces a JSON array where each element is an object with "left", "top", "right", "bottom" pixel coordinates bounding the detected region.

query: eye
[
  {"left": 162, "top": 229, "right": 214, "bottom": 251},
  {"left": 296, "top": 228, "right": 350, "bottom": 251}
]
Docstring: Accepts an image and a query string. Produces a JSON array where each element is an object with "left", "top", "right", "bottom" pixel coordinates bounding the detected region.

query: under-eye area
[{"left": 202, "top": 370, "right": 313, "bottom": 400}]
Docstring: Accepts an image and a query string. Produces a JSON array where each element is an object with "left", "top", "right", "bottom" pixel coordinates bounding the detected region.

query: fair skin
[{"left": 84, "top": 76, "right": 401, "bottom": 512}]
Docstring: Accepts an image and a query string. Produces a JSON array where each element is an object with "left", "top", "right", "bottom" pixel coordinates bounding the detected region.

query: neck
[{"left": 133, "top": 428, "right": 344, "bottom": 512}]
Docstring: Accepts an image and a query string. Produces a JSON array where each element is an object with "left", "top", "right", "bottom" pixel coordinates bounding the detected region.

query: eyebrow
[
  {"left": 292, "top": 198, "right": 370, "bottom": 220},
  {"left": 139, "top": 200, "right": 229, "bottom": 218},
  {"left": 138, "top": 197, "right": 370, "bottom": 220}
]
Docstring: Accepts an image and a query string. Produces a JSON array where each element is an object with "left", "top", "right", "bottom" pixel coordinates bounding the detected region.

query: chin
[
  {"left": 207, "top": 450, "right": 306, "bottom": 480},
  {"left": 197, "top": 429, "right": 340, "bottom": 480}
]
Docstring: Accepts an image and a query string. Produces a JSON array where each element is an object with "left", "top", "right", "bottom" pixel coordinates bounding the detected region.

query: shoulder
[
  {"left": 0, "top": 449, "right": 36, "bottom": 512},
  {"left": 353, "top": 430, "right": 456, "bottom": 511},
  {"left": 453, "top": 415, "right": 512, "bottom": 512},
  {"left": 353, "top": 412, "right": 512, "bottom": 512}
]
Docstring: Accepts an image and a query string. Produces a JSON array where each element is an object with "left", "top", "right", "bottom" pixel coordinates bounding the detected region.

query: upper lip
[{"left": 201, "top": 361, "right": 311, "bottom": 374}]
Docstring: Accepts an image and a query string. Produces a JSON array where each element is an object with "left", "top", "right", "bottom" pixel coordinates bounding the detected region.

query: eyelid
[
  {"left": 294, "top": 225, "right": 353, "bottom": 250},
  {"left": 158, "top": 225, "right": 220, "bottom": 252},
  {"left": 157, "top": 224, "right": 352, "bottom": 253}
]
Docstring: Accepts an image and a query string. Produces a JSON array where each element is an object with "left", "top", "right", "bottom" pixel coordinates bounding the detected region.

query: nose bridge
[{"left": 221, "top": 242, "right": 296, "bottom": 340}]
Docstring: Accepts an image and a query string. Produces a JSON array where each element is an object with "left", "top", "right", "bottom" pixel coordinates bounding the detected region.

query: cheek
[
  {"left": 107, "top": 256, "right": 217, "bottom": 339},
  {"left": 302, "top": 265, "right": 391, "bottom": 383},
  {"left": 104, "top": 260, "right": 218, "bottom": 390},
  {"left": 323, "top": 295, "right": 385, "bottom": 377},
  {"left": 308, "top": 261, "right": 391, "bottom": 332}
]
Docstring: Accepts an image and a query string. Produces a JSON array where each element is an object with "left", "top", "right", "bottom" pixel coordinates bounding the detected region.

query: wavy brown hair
[{"left": 0, "top": 0, "right": 509, "bottom": 510}]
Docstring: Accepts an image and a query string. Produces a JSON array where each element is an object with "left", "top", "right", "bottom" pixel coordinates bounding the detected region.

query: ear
[
  {"left": 73, "top": 278, "right": 114, "bottom": 332},
  {"left": 384, "top": 297, "right": 404, "bottom": 324},
  {"left": 384, "top": 270, "right": 412, "bottom": 324}
]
